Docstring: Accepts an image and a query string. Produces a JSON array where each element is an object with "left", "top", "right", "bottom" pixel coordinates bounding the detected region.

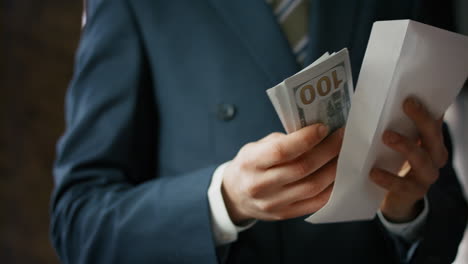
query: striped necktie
[{"left": 267, "top": 0, "right": 309, "bottom": 66}]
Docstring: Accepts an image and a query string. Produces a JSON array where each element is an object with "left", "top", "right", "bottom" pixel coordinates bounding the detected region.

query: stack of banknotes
[
  {"left": 267, "top": 48, "right": 354, "bottom": 135},
  {"left": 267, "top": 20, "right": 468, "bottom": 224}
]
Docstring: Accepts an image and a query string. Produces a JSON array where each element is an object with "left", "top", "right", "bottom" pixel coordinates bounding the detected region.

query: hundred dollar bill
[{"left": 267, "top": 48, "right": 354, "bottom": 134}]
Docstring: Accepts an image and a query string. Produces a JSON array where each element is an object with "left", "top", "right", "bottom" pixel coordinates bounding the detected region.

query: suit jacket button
[{"left": 217, "top": 104, "right": 236, "bottom": 121}]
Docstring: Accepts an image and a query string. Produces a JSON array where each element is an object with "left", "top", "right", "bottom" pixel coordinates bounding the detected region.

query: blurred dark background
[
  {"left": 1, "top": 1, "right": 467, "bottom": 264},
  {"left": 1, "top": 0, "right": 82, "bottom": 263}
]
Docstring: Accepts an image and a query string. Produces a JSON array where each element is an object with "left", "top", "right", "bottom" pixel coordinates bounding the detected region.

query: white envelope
[{"left": 307, "top": 20, "right": 468, "bottom": 223}]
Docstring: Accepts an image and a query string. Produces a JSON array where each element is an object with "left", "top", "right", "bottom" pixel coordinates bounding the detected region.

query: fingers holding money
[
  {"left": 252, "top": 123, "right": 330, "bottom": 169},
  {"left": 237, "top": 161, "right": 337, "bottom": 221},
  {"left": 266, "top": 184, "right": 334, "bottom": 221},
  {"left": 261, "top": 159, "right": 337, "bottom": 209},
  {"left": 264, "top": 127, "right": 344, "bottom": 186},
  {"left": 222, "top": 125, "right": 344, "bottom": 223}
]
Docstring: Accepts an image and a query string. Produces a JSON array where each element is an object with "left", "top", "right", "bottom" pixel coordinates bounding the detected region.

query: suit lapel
[
  {"left": 307, "top": 0, "right": 359, "bottom": 64},
  {"left": 209, "top": 0, "right": 359, "bottom": 82},
  {"left": 209, "top": 0, "right": 299, "bottom": 85}
]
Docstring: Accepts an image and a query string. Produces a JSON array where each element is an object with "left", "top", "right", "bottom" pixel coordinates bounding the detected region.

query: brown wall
[
  {"left": 1, "top": 1, "right": 82, "bottom": 263},
  {"left": 1, "top": 1, "right": 466, "bottom": 264}
]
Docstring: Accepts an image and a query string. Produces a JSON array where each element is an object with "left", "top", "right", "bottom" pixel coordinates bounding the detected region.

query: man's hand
[
  {"left": 222, "top": 124, "right": 344, "bottom": 224},
  {"left": 370, "top": 97, "right": 448, "bottom": 223}
]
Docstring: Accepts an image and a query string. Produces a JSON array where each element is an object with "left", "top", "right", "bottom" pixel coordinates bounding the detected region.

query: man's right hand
[{"left": 222, "top": 124, "right": 344, "bottom": 224}]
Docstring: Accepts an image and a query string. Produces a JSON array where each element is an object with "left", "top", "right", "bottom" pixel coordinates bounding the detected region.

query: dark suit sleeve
[
  {"left": 50, "top": 0, "right": 219, "bottom": 263},
  {"left": 410, "top": 124, "right": 468, "bottom": 264}
]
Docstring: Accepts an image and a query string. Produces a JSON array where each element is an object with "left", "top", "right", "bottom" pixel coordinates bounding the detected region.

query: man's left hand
[{"left": 370, "top": 97, "right": 448, "bottom": 223}]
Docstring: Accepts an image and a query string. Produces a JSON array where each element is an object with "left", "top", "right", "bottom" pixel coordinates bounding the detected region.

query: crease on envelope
[{"left": 306, "top": 21, "right": 409, "bottom": 222}]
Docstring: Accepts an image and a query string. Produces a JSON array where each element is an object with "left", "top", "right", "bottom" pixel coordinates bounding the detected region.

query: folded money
[
  {"left": 267, "top": 20, "right": 468, "bottom": 224},
  {"left": 266, "top": 48, "right": 354, "bottom": 134}
]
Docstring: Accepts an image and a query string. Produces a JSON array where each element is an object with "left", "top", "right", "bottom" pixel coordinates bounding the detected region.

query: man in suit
[{"left": 51, "top": 0, "right": 467, "bottom": 263}]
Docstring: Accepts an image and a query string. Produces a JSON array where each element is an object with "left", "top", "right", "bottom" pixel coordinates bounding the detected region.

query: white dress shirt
[{"left": 208, "top": 161, "right": 429, "bottom": 259}]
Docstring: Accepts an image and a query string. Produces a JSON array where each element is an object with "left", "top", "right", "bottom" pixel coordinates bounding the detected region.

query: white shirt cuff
[
  {"left": 208, "top": 161, "right": 257, "bottom": 246},
  {"left": 377, "top": 196, "right": 429, "bottom": 243}
]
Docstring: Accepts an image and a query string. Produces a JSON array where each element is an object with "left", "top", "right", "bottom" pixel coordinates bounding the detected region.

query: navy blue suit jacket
[{"left": 51, "top": 0, "right": 467, "bottom": 263}]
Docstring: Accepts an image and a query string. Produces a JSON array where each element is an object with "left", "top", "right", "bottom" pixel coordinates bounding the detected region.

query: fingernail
[
  {"left": 318, "top": 125, "right": 329, "bottom": 138},
  {"left": 408, "top": 97, "right": 420, "bottom": 110},
  {"left": 384, "top": 131, "right": 400, "bottom": 144}
]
